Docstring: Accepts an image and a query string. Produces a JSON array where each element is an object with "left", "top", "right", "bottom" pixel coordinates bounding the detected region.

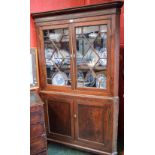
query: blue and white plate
[
  {"left": 84, "top": 71, "right": 95, "bottom": 87},
  {"left": 83, "top": 49, "right": 99, "bottom": 67},
  {"left": 97, "top": 48, "right": 107, "bottom": 66},
  {"left": 77, "top": 71, "right": 84, "bottom": 87},
  {"left": 52, "top": 52, "right": 63, "bottom": 65},
  {"left": 52, "top": 72, "right": 68, "bottom": 86},
  {"left": 45, "top": 48, "right": 63, "bottom": 65},
  {"left": 96, "top": 74, "right": 106, "bottom": 89},
  {"left": 45, "top": 48, "right": 53, "bottom": 59},
  {"left": 68, "top": 71, "right": 84, "bottom": 87}
]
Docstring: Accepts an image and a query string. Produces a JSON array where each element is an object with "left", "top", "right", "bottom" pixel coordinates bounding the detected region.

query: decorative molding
[{"left": 32, "top": 1, "right": 123, "bottom": 18}]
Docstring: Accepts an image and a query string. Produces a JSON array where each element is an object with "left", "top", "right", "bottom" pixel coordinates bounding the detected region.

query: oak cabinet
[{"left": 32, "top": 1, "right": 123, "bottom": 155}]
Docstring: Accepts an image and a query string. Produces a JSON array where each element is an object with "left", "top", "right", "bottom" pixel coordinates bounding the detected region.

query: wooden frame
[{"left": 30, "top": 48, "right": 39, "bottom": 90}]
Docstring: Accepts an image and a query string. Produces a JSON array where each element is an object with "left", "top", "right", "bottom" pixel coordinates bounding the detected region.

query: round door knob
[{"left": 74, "top": 114, "right": 77, "bottom": 118}]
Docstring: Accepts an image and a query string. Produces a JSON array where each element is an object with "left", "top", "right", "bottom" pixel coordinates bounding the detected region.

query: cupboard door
[
  {"left": 38, "top": 24, "right": 74, "bottom": 92},
  {"left": 75, "top": 98, "right": 114, "bottom": 151},
  {"left": 72, "top": 20, "right": 112, "bottom": 95},
  {"left": 45, "top": 96, "right": 74, "bottom": 141}
]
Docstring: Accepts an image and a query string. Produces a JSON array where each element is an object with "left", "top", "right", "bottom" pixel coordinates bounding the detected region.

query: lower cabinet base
[
  {"left": 47, "top": 139, "right": 117, "bottom": 155},
  {"left": 42, "top": 93, "right": 119, "bottom": 155}
]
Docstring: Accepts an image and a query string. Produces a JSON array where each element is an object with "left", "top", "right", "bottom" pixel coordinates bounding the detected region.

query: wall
[
  {"left": 30, "top": 0, "right": 124, "bottom": 47},
  {"left": 30, "top": 0, "right": 124, "bottom": 142},
  {"left": 30, "top": 0, "right": 85, "bottom": 47}
]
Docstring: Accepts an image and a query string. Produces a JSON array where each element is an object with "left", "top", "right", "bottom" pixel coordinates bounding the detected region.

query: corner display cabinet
[{"left": 32, "top": 1, "right": 123, "bottom": 155}]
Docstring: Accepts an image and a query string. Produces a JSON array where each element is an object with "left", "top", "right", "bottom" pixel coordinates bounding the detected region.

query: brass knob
[{"left": 74, "top": 114, "right": 77, "bottom": 118}]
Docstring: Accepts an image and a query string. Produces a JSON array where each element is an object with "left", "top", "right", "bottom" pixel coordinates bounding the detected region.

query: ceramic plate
[
  {"left": 52, "top": 51, "right": 63, "bottom": 65},
  {"left": 68, "top": 71, "right": 84, "bottom": 87},
  {"left": 84, "top": 49, "right": 99, "bottom": 67},
  {"left": 89, "top": 32, "right": 98, "bottom": 38},
  {"left": 77, "top": 71, "right": 84, "bottom": 87},
  {"left": 96, "top": 74, "right": 106, "bottom": 89},
  {"left": 99, "top": 59, "right": 107, "bottom": 66},
  {"left": 97, "top": 48, "right": 107, "bottom": 66},
  {"left": 52, "top": 72, "right": 68, "bottom": 86},
  {"left": 45, "top": 48, "right": 53, "bottom": 59},
  {"left": 49, "top": 33, "right": 62, "bottom": 42},
  {"left": 84, "top": 71, "right": 95, "bottom": 87}
]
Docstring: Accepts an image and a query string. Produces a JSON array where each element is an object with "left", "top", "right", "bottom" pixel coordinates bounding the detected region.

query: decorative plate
[
  {"left": 77, "top": 71, "right": 84, "bottom": 87},
  {"left": 97, "top": 48, "right": 107, "bottom": 66},
  {"left": 49, "top": 33, "right": 62, "bottom": 42},
  {"left": 45, "top": 48, "right": 53, "bottom": 59},
  {"left": 99, "top": 59, "right": 107, "bottom": 66},
  {"left": 46, "top": 59, "right": 53, "bottom": 67},
  {"left": 52, "top": 72, "right": 68, "bottom": 86},
  {"left": 89, "top": 32, "right": 98, "bottom": 38},
  {"left": 84, "top": 49, "right": 99, "bottom": 67},
  {"left": 52, "top": 51, "right": 63, "bottom": 65},
  {"left": 96, "top": 74, "right": 106, "bottom": 89},
  {"left": 84, "top": 71, "right": 96, "bottom": 87},
  {"left": 68, "top": 71, "right": 84, "bottom": 87}
]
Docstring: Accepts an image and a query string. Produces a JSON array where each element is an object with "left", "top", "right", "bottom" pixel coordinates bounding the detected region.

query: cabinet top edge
[{"left": 31, "top": 1, "right": 123, "bottom": 19}]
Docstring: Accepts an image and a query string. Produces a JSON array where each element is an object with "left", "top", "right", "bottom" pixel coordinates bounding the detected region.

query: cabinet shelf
[
  {"left": 44, "top": 40, "right": 69, "bottom": 44},
  {"left": 47, "top": 64, "right": 106, "bottom": 71},
  {"left": 77, "top": 65, "right": 106, "bottom": 71}
]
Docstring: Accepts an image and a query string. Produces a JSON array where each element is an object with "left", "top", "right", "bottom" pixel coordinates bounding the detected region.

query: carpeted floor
[
  {"left": 48, "top": 141, "right": 124, "bottom": 155},
  {"left": 48, "top": 143, "right": 94, "bottom": 155}
]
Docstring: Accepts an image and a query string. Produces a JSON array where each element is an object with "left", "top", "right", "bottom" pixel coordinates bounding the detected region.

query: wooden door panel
[
  {"left": 78, "top": 105, "right": 104, "bottom": 143},
  {"left": 75, "top": 98, "right": 114, "bottom": 150},
  {"left": 48, "top": 100, "right": 71, "bottom": 136},
  {"left": 43, "top": 94, "right": 74, "bottom": 141}
]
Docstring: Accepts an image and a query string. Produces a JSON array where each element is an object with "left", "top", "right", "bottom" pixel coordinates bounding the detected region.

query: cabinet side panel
[{"left": 111, "top": 11, "right": 120, "bottom": 96}]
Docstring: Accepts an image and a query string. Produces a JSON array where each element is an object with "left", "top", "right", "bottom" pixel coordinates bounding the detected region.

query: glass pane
[
  {"left": 76, "top": 25, "right": 107, "bottom": 89},
  {"left": 43, "top": 28, "right": 71, "bottom": 86}
]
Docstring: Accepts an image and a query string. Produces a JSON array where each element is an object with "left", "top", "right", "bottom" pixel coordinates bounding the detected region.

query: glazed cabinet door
[
  {"left": 43, "top": 94, "right": 74, "bottom": 142},
  {"left": 72, "top": 19, "right": 112, "bottom": 96},
  {"left": 38, "top": 24, "right": 74, "bottom": 92},
  {"left": 74, "top": 98, "right": 114, "bottom": 152}
]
